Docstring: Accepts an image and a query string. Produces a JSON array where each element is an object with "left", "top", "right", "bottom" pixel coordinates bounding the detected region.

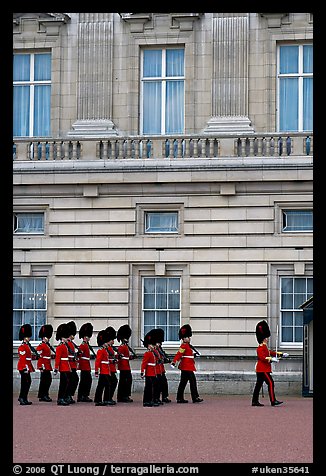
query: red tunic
[
  {"left": 255, "top": 343, "right": 277, "bottom": 373},
  {"left": 117, "top": 343, "right": 131, "bottom": 371},
  {"left": 66, "top": 339, "right": 78, "bottom": 369},
  {"left": 78, "top": 341, "right": 91, "bottom": 371},
  {"left": 107, "top": 345, "right": 117, "bottom": 374},
  {"left": 153, "top": 348, "right": 163, "bottom": 375},
  {"left": 36, "top": 341, "right": 53, "bottom": 371},
  {"left": 95, "top": 347, "right": 111, "bottom": 375},
  {"left": 172, "top": 342, "right": 196, "bottom": 371},
  {"left": 141, "top": 350, "right": 157, "bottom": 377},
  {"left": 55, "top": 342, "right": 71, "bottom": 372},
  {"left": 17, "top": 342, "right": 35, "bottom": 372}
]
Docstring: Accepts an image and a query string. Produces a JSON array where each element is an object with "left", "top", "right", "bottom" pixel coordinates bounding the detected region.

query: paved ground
[{"left": 13, "top": 393, "right": 313, "bottom": 464}]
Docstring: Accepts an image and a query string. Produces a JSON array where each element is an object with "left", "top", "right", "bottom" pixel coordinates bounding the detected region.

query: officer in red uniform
[
  {"left": 141, "top": 330, "right": 159, "bottom": 407},
  {"left": 36, "top": 324, "right": 55, "bottom": 402},
  {"left": 17, "top": 323, "right": 35, "bottom": 405},
  {"left": 153, "top": 328, "right": 171, "bottom": 403},
  {"left": 105, "top": 326, "right": 118, "bottom": 404},
  {"left": 171, "top": 324, "right": 203, "bottom": 404},
  {"left": 66, "top": 321, "right": 80, "bottom": 404},
  {"left": 252, "top": 320, "right": 288, "bottom": 407},
  {"left": 77, "top": 322, "right": 94, "bottom": 402},
  {"left": 94, "top": 329, "right": 115, "bottom": 406},
  {"left": 54, "top": 323, "right": 71, "bottom": 406},
  {"left": 116, "top": 324, "right": 135, "bottom": 403}
]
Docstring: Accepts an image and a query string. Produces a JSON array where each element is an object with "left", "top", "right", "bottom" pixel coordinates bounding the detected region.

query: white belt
[
  {"left": 148, "top": 363, "right": 156, "bottom": 366},
  {"left": 60, "top": 357, "right": 69, "bottom": 360},
  {"left": 183, "top": 356, "right": 194, "bottom": 359},
  {"left": 81, "top": 357, "right": 90, "bottom": 360},
  {"left": 101, "top": 361, "right": 109, "bottom": 364},
  {"left": 43, "top": 356, "right": 51, "bottom": 359},
  {"left": 26, "top": 358, "right": 32, "bottom": 360},
  {"left": 121, "top": 357, "right": 129, "bottom": 360}
]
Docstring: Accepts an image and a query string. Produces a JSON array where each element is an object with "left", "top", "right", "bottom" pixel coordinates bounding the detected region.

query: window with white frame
[
  {"left": 141, "top": 48, "right": 185, "bottom": 135},
  {"left": 145, "top": 211, "right": 179, "bottom": 234},
  {"left": 13, "top": 52, "right": 51, "bottom": 137},
  {"left": 280, "top": 277, "right": 313, "bottom": 344},
  {"left": 143, "top": 277, "right": 180, "bottom": 341},
  {"left": 282, "top": 209, "right": 313, "bottom": 232},
  {"left": 13, "top": 278, "right": 47, "bottom": 341},
  {"left": 277, "top": 44, "right": 313, "bottom": 132},
  {"left": 13, "top": 212, "right": 44, "bottom": 234}
]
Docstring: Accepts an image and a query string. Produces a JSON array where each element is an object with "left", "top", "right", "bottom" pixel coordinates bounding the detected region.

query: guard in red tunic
[
  {"left": 152, "top": 328, "right": 171, "bottom": 403},
  {"left": 17, "top": 323, "right": 35, "bottom": 405},
  {"left": 94, "top": 329, "right": 114, "bottom": 406},
  {"left": 77, "top": 322, "right": 94, "bottom": 402},
  {"left": 54, "top": 323, "right": 71, "bottom": 406},
  {"left": 171, "top": 324, "right": 203, "bottom": 404},
  {"left": 36, "top": 324, "right": 55, "bottom": 402},
  {"left": 141, "top": 330, "right": 159, "bottom": 407},
  {"left": 105, "top": 326, "right": 118, "bottom": 404},
  {"left": 252, "top": 320, "right": 289, "bottom": 407},
  {"left": 65, "top": 321, "right": 80, "bottom": 404},
  {"left": 116, "top": 324, "right": 135, "bottom": 403}
]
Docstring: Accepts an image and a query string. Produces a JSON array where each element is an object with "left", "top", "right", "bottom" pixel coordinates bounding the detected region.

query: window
[
  {"left": 280, "top": 277, "right": 313, "bottom": 344},
  {"left": 278, "top": 44, "right": 313, "bottom": 132},
  {"left": 143, "top": 277, "right": 180, "bottom": 341},
  {"left": 13, "top": 52, "right": 51, "bottom": 137},
  {"left": 141, "top": 48, "right": 185, "bottom": 135},
  {"left": 145, "top": 211, "right": 178, "bottom": 234},
  {"left": 282, "top": 210, "right": 313, "bottom": 232},
  {"left": 13, "top": 212, "right": 44, "bottom": 234},
  {"left": 13, "top": 278, "right": 47, "bottom": 341}
]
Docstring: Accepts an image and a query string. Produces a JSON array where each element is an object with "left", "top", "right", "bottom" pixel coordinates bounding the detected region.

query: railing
[{"left": 13, "top": 133, "right": 313, "bottom": 162}]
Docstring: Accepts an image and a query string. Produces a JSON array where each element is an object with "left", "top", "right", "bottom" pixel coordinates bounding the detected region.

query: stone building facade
[{"left": 13, "top": 13, "right": 313, "bottom": 394}]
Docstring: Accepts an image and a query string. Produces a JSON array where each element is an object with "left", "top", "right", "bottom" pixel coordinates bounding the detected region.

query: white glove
[
  {"left": 282, "top": 352, "right": 289, "bottom": 358},
  {"left": 271, "top": 357, "right": 279, "bottom": 362},
  {"left": 170, "top": 363, "right": 175, "bottom": 369}
]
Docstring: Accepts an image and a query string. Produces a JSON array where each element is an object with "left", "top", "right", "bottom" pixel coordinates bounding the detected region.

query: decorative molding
[
  {"left": 170, "top": 13, "right": 203, "bottom": 31},
  {"left": 259, "top": 13, "right": 289, "bottom": 28},
  {"left": 118, "top": 13, "right": 152, "bottom": 32},
  {"left": 13, "top": 13, "right": 70, "bottom": 36}
]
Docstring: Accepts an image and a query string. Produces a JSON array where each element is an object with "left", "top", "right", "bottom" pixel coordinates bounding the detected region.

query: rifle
[
  {"left": 27, "top": 341, "right": 40, "bottom": 359},
  {"left": 87, "top": 342, "right": 97, "bottom": 359},
  {"left": 46, "top": 341, "right": 56, "bottom": 354},
  {"left": 125, "top": 342, "right": 138, "bottom": 359},
  {"left": 189, "top": 343, "right": 201, "bottom": 357},
  {"left": 157, "top": 345, "right": 172, "bottom": 363}
]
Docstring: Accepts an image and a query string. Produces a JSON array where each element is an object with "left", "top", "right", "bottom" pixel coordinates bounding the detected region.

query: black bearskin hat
[
  {"left": 255, "top": 320, "right": 271, "bottom": 344},
  {"left": 97, "top": 329, "right": 110, "bottom": 347},
  {"left": 67, "top": 321, "right": 77, "bottom": 337},
  {"left": 56, "top": 323, "right": 70, "bottom": 341},
  {"left": 19, "top": 323, "right": 32, "bottom": 340},
  {"left": 179, "top": 324, "right": 192, "bottom": 340},
  {"left": 79, "top": 323, "right": 93, "bottom": 339},
  {"left": 105, "top": 326, "right": 116, "bottom": 341},
  {"left": 117, "top": 324, "right": 132, "bottom": 342},
  {"left": 143, "top": 329, "right": 157, "bottom": 348},
  {"left": 39, "top": 324, "right": 53, "bottom": 339},
  {"left": 152, "top": 328, "right": 165, "bottom": 344}
]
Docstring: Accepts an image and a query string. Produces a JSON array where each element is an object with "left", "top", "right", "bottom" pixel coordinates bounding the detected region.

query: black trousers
[
  {"left": 38, "top": 370, "right": 52, "bottom": 398},
  {"left": 177, "top": 370, "right": 199, "bottom": 402},
  {"left": 94, "top": 374, "right": 111, "bottom": 403},
  {"left": 67, "top": 368, "right": 79, "bottom": 396},
  {"left": 117, "top": 370, "right": 132, "bottom": 401},
  {"left": 108, "top": 373, "right": 118, "bottom": 401},
  {"left": 143, "top": 375, "right": 159, "bottom": 404},
  {"left": 77, "top": 370, "right": 92, "bottom": 399},
  {"left": 19, "top": 370, "right": 31, "bottom": 400},
  {"left": 159, "top": 372, "right": 169, "bottom": 399},
  {"left": 58, "top": 371, "right": 71, "bottom": 401},
  {"left": 252, "top": 372, "right": 276, "bottom": 404}
]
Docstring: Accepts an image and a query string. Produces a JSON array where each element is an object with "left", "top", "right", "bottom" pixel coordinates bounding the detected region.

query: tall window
[
  {"left": 278, "top": 44, "right": 313, "bottom": 132},
  {"left": 280, "top": 277, "right": 313, "bottom": 345},
  {"left": 143, "top": 277, "right": 180, "bottom": 341},
  {"left": 141, "top": 48, "right": 185, "bottom": 135},
  {"left": 13, "top": 278, "right": 47, "bottom": 341},
  {"left": 13, "top": 52, "right": 51, "bottom": 137}
]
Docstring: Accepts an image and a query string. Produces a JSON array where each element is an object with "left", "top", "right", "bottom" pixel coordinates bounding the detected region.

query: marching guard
[
  {"left": 94, "top": 329, "right": 114, "bottom": 406},
  {"left": 66, "top": 321, "right": 80, "bottom": 404},
  {"left": 153, "top": 328, "right": 171, "bottom": 403},
  {"left": 54, "top": 323, "right": 71, "bottom": 406},
  {"left": 105, "top": 326, "right": 119, "bottom": 404},
  {"left": 36, "top": 324, "right": 55, "bottom": 402},
  {"left": 17, "top": 323, "right": 36, "bottom": 405},
  {"left": 140, "top": 330, "right": 160, "bottom": 407},
  {"left": 77, "top": 322, "right": 94, "bottom": 402},
  {"left": 116, "top": 324, "right": 135, "bottom": 403},
  {"left": 252, "top": 320, "right": 289, "bottom": 407},
  {"left": 171, "top": 324, "right": 203, "bottom": 404}
]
